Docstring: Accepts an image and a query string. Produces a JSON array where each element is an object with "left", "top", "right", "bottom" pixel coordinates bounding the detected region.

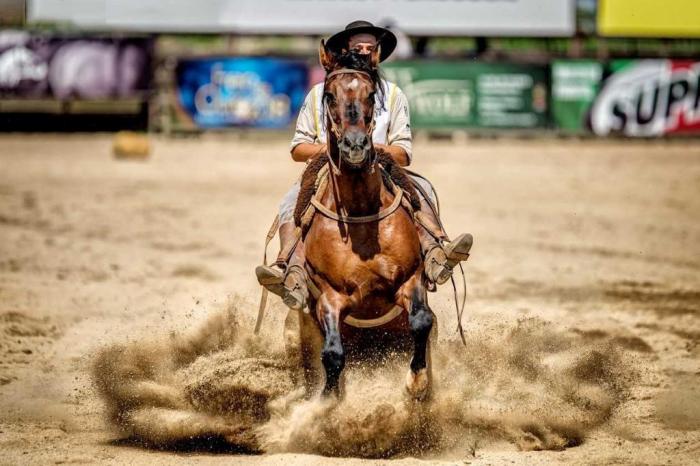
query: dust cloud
[{"left": 92, "top": 300, "right": 634, "bottom": 458}]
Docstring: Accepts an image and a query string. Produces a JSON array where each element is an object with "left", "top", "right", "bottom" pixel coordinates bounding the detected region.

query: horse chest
[{"left": 306, "top": 215, "right": 420, "bottom": 295}]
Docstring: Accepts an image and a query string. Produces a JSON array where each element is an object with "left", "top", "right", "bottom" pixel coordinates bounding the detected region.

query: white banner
[{"left": 28, "top": 0, "right": 575, "bottom": 36}]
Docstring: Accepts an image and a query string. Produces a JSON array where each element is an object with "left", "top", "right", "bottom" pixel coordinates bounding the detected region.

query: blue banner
[{"left": 176, "top": 57, "right": 308, "bottom": 129}]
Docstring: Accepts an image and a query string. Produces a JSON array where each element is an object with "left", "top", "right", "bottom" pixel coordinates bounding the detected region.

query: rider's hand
[
  {"left": 292, "top": 143, "right": 327, "bottom": 163},
  {"left": 374, "top": 144, "right": 410, "bottom": 167},
  {"left": 374, "top": 144, "right": 390, "bottom": 158},
  {"left": 311, "top": 144, "right": 327, "bottom": 160}
]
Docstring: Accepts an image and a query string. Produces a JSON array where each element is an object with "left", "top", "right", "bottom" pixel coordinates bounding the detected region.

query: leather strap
[
  {"left": 405, "top": 169, "right": 441, "bottom": 216},
  {"left": 310, "top": 185, "right": 404, "bottom": 224},
  {"left": 277, "top": 227, "right": 302, "bottom": 265},
  {"left": 255, "top": 213, "right": 280, "bottom": 334},
  {"left": 262, "top": 214, "right": 279, "bottom": 267},
  {"left": 344, "top": 305, "right": 404, "bottom": 328}
]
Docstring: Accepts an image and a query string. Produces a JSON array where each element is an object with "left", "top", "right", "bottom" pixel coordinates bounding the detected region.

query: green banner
[
  {"left": 551, "top": 60, "right": 604, "bottom": 131},
  {"left": 383, "top": 61, "right": 549, "bottom": 130}
]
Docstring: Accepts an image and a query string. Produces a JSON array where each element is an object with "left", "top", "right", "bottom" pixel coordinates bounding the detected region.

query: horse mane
[{"left": 293, "top": 150, "right": 421, "bottom": 227}]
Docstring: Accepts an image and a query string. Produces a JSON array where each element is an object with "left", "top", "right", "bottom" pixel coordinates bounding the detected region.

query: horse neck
[
  {"left": 327, "top": 132, "right": 383, "bottom": 216},
  {"left": 335, "top": 167, "right": 382, "bottom": 216}
]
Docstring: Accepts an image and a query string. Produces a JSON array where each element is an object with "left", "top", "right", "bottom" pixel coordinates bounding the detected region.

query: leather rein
[
  {"left": 314, "top": 68, "right": 409, "bottom": 329},
  {"left": 310, "top": 183, "right": 404, "bottom": 224},
  {"left": 320, "top": 68, "right": 397, "bottom": 225}
]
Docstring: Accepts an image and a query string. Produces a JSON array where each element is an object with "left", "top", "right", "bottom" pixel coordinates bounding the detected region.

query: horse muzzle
[{"left": 339, "top": 130, "right": 372, "bottom": 168}]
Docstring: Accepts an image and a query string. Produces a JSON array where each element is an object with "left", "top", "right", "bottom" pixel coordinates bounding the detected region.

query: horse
[{"left": 287, "top": 42, "right": 435, "bottom": 400}]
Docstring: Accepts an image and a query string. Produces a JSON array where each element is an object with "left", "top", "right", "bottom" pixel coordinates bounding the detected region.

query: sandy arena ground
[{"left": 0, "top": 134, "right": 699, "bottom": 465}]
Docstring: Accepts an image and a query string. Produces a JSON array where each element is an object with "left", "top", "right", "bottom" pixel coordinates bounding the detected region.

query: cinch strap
[{"left": 344, "top": 304, "right": 404, "bottom": 328}]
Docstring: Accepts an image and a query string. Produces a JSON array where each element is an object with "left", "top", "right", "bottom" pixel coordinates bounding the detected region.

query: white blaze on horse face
[{"left": 348, "top": 78, "right": 359, "bottom": 91}]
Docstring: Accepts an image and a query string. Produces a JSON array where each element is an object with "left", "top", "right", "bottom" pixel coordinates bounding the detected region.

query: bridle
[
  {"left": 322, "top": 68, "right": 377, "bottom": 177},
  {"left": 316, "top": 67, "right": 402, "bottom": 238}
]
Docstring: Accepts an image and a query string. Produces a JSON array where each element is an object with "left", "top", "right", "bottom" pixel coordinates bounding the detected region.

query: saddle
[{"left": 264, "top": 151, "right": 443, "bottom": 274}]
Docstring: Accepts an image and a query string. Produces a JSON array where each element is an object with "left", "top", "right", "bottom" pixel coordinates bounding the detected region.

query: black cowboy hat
[{"left": 325, "top": 20, "right": 397, "bottom": 62}]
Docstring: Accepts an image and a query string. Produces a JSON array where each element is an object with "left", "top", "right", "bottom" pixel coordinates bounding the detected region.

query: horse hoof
[
  {"left": 405, "top": 368, "right": 430, "bottom": 400},
  {"left": 321, "top": 386, "right": 341, "bottom": 400}
]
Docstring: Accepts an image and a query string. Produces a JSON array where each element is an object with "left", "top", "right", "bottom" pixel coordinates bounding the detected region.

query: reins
[
  {"left": 409, "top": 175, "right": 468, "bottom": 346},
  {"left": 321, "top": 67, "right": 383, "bottom": 227},
  {"left": 323, "top": 68, "right": 377, "bottom": 178},
  {"left": 310, "top": 172, "right": 404, "bottom": 224}
]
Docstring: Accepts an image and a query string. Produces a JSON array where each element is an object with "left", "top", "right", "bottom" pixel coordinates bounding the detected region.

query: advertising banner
[
  {"left": 598, "top": 0, "right": 700, "bottom": 38},
  {"left": 383, "top": 61, "right": 549, "bottom": 130},
  {"left": 551, "top": 60, "right": 603, "bottom": 132},
  {"left": 29, "top": 0, "right": 575, "bottom": 36},
  {"left": 0, "top": 1, "right": 24, "bottom": 26},
  {"left": 0, "top": 31, "right": 151, "bottom": 99},
  {"left": 590, "top": 60, "right": 700, "bottom": 137},
  {"left": 175, "top": 57, "right": 308, "bottom": 129}
]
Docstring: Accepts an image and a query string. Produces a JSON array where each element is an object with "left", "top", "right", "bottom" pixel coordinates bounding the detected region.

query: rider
[{"left": 256, "top": 20, "right": 472, "bottom": 310}]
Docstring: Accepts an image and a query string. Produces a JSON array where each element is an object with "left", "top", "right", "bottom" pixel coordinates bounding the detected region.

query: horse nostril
[{"left": 362, "top": 135, "right": 369, "bottom": 146}]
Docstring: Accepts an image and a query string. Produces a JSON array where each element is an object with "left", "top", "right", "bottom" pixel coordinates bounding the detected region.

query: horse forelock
[{"left": 322, "top": 50, "right": 385, "bottom": 111}]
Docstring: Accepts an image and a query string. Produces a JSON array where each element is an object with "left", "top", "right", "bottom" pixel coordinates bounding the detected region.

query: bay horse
[{"left": 291, "top": 42, "right": 435, "bottom": 400}]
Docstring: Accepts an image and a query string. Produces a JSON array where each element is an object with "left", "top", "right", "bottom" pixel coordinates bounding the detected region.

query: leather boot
[
  {"left": 255, "top": 222, "right": 309, "bottom": 310},
  {"left": 416, "top": 197, "right": 472, "bottom": 286},
  {"left": 281, "top": 241, "right": 309, "bottom": 310}
]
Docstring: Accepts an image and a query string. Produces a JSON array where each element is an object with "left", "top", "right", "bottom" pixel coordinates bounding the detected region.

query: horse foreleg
[
  {"left": 297, "top": 306, "right": 324, "bottom": 397},
  {"left": 316, "top": 291, "right": 347, "bottom": 397},
  {"left": 403, "top": 279, "right": 434, "bottom": 400}
]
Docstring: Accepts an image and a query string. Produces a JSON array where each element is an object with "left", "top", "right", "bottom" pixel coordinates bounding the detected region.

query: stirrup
[
  {"left": 444, "top": 233, "right": 472, "bottom": 267},
  {"left": 255, "top": 264, "right": 286, "bottom": 297},
  {"left": 282, "top": 265, "right": 309, "bottom": 311},
  {"left": 256, "top": 264, "right": 308, "bottom": 311},
  {"left": 424, "top": 246, "right": 448, "bottom": 285},
  {"left": 424, "top": 233, "right": 473, "bottom": 285}
]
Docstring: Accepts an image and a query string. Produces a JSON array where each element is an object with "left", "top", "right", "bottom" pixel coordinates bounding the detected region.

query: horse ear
[
  {"left": 319, "top": 39, "right": 335, "bottom": 72},
  {"left": 370, "top": 44, "right": 381, "bottom": 68}
]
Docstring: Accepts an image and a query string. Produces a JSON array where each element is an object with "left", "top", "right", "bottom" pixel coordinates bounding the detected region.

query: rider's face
[{"left": 348, "top": 33, "right": 377, "bottom": 55}]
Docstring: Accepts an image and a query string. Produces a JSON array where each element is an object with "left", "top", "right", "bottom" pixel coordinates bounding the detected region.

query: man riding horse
[{"left": 256, "top": 20, "right": 472, "bottom": 311}]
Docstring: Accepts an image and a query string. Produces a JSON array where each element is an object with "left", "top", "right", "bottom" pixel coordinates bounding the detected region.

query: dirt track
[{"left": 0, "top": 134, "right": 698, "bottom": 465}]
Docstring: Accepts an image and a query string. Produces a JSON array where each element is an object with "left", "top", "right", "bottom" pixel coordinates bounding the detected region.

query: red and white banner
[{"left": 591, "top": 60, "right": 700, "bottom": 137}]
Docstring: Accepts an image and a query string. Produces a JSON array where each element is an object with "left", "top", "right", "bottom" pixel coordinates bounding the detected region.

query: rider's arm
[
  {"left": 290, "top": 88, "right": 325, "bottom": 163},
  {"left": 291, "top": 143, "right": 327, "bottom": 162},
  {"left": 374, "top": 143, "right": 410, "bottom": 167},
  {"left": 381, "top": 86, "right": 413, "bottom": 167}
]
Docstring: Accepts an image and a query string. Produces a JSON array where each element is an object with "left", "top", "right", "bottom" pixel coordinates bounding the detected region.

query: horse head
[{"left": 319, "top": 40, "right": 381, "bottom": 171}]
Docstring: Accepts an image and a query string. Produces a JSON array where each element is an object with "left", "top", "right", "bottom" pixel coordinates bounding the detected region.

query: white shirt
[{"left": 290, "top": 79, "right": 413, "bottom": 162}]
